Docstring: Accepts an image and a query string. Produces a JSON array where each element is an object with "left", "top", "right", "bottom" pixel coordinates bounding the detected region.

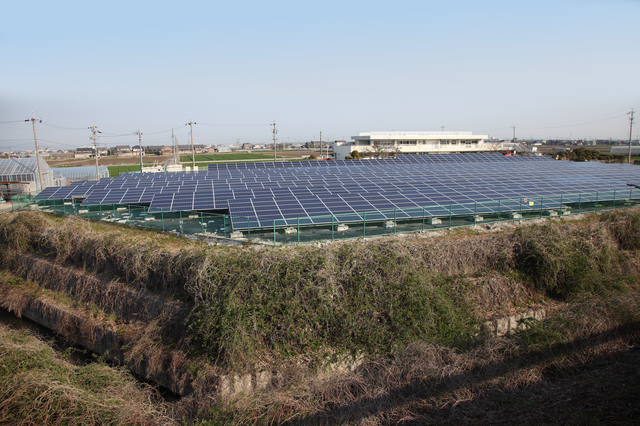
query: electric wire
[{"left": 518, "top": 114, "right": 629, "bottom": 130}]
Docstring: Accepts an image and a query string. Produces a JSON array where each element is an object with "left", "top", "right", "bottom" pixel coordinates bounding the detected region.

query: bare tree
[{"left": 369, "top": 141, "right": 399, "bottom": 159}]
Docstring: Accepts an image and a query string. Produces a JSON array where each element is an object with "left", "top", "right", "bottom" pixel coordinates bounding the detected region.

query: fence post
[
  {"left": 422, "top": 207, "right": 425, "bottom": 231},
  {"left": 161, "top": 208, "right": 165, "bottom": 231},
  {"left": 595, "top": 192, "right": 599, "bottom": 212},
  {"left": 613, "top": 190, "right": 617, "bottom": 209},
  {"left": 474, "top": 202, "right": 477, "bottom": 224},
  {"left": 448, "top": 204, "right": 452, "bottom": 229},
  {"left": 273, "top": 221, "right": 276, "bottom": 246},
  {"left": 363, "top": 212, "right": 366, "bottom": 238},
  {"left": 497, "top": 199, "right": 501, "bottom": 221},
  {"left": 224, "top": 215, "right": 228, "bottom": 239},
  {"left": 540, "top": 196, "right": 544, "bottom": 218},
  {"left": 201, "top": 212, "right": 204, "bottom": 236},
  {"left": 332, "top": 215, "right": 334, "bottom": 241},
  {"left": 247, "top": 217, "right": 251, "bottom": 240},
  {"left": 519, "top": 198, "right": 523, "bottom": 217},
  {"left": 578, "top": 193, "right": 582, "bottom": 214},
  {"left": 394, "top": 209, "right": 397, "bottom": 234},
  {"left": 297, "top": 217, "right": 300, "bottom": 245}
]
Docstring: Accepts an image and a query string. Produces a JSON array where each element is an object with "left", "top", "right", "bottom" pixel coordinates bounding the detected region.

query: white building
[{"left": 333, "top": 131, "right": 495, "bottom": 160}]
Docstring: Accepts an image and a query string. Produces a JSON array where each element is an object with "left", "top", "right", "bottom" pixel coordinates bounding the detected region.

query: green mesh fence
[{"left": 13, "top": 188, "right": 640, "bottom": 246}]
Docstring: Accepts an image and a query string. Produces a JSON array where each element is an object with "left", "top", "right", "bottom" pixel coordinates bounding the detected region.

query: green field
[{"left": 108, "top": 165, "right": 141, "bottom": 177}]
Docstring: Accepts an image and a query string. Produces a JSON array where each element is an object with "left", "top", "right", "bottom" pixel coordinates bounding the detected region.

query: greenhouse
[
  {"left": 0, "top": 158, "right": 58, "bottom": 197},
  {"left": 54, "top": 166, "right": 109, "bottom": 184}
]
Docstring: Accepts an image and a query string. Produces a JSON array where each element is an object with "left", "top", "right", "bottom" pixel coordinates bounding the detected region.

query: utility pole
[
  {"left": 25, "top": 112, "right": 44, "bottom": 191},
  {"left": 319, "top": 131, "right": 322, "bottom": 160},
  {"left": 628, "top": 109, "right": 635, "bottom": 164},
  {"left": 186, "top": 121, "right": 196, "bottom": 171},
  {"left": 171, "top": 128, "right": 180, "bottom": 165},
  {"left": 89, "top": 123, "right": 101, "bottom": 180},
  {"left": 134, "top": 129, "right": 143, "bottom": 172},
  {"left": 441, "top": 125, "right": 445, "bottom": 132},
  {"left": 271, "top": 121, "right": 277, "bottom": 162},
  {"left": 512, "top": 126, "right": 516, "bottom": 143}
]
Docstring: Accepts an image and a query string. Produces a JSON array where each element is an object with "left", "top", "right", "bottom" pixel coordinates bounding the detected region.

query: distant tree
[
  {"left": 351, "top": 150, "right": 360, "bottom": 160},
  {"left": 344, "top": 155, "right": 352, "bottom": 160},
  {"left": 309, "top": 154, "right": 317, "bottom": 160},
  {"left": 370, "top": 141, "right": 399, "bottom": 159}
]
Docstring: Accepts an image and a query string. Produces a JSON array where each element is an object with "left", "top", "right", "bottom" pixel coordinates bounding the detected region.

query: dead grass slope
[{"left": 0, "top": 209, "right": 638, "bottom": 372}]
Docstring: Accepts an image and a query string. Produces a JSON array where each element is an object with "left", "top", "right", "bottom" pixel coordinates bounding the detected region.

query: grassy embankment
[
  {"left": 0, "top": 210, "right": 639, "bottom": 424},
  {"left": 0, "top": 321, "right": 174, "bottom": 425}
]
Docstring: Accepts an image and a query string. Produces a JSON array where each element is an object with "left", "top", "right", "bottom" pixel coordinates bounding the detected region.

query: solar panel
[{"left": 39, "top": 153, "right": 640, "bottom": 231}]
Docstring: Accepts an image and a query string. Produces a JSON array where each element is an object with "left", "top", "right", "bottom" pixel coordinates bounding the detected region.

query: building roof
[{"left": 354, "top": 131, "right": 488, "bottom": 140}]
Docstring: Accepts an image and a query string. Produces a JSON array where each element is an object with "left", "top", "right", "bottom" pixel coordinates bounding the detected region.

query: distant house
[
  {"left": 131, "top": 145, "right": 145, "bottom": 156},
  {"left": 114, "top": 145, "right": 133, "bottom": 156},
  {"left": 146, "top": 145, "right": 172, "bottom": 155},
  {"left": 74, "top": 147, "right": 95, "bottom": 159},
  {"left": 242, "top": 143, "right": 252, "bottom": 150},
  {"left": 177, "top": 144, "right": 206, "bottom": 154}
]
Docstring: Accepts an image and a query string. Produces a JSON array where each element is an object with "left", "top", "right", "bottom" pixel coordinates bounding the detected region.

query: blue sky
[{"left": 1, "top": 0, "right": 638, "bottom": 151}]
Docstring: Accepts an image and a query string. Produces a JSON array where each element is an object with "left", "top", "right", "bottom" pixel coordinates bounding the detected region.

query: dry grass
[
  {"left": 2, "top": 209, "right": 640, "bottom": 424},
  {"left": 0, "top": 323, "right": 176, "bottom": 426}
]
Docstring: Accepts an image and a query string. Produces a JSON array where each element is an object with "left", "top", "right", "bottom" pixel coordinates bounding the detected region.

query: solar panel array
[{"left": 34, "top": 153, "right": 640, "bottom": 230}]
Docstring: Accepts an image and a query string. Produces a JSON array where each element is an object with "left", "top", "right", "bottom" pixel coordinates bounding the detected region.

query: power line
[
  {"left": 198, "top": 123, "right": 269, "bottom": 127},
  {"left": 40, "top": 121, "right": 87, "bottom": 131},
  {"left": 518, "top": 113, "right": 628, "bottom": 130}
]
